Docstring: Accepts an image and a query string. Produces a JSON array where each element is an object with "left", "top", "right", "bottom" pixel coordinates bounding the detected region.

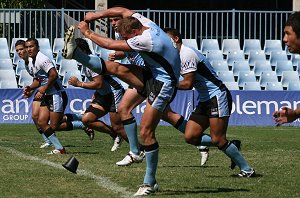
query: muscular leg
[
  {"left": 118, "top": 89, "right": 145, "bottom": 155},
  {"left": 140, "top": 102, "right": 162, "bottom": 186}
]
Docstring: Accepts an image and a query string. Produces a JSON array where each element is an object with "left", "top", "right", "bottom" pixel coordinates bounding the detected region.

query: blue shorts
[
  {"left": 145, "top": 78, "right": 177, "bottom": 112},
  {"left": 192, "top": 89, "right": 232, "bottom": 118},
  {"left": 91, "top": 89, "right": 124, "bottom": 112},
  {"left": 40, "top": 91, "right": 68, "bottom": 113}
]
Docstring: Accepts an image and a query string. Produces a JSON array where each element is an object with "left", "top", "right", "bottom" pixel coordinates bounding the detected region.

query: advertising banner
[{"left": 0, "top": 89, "right": 299, "bottom": 126}]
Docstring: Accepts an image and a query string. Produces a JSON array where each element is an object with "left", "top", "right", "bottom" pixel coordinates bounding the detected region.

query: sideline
[{"left": 0, "top": 146, "right": 134, "bottom": 198}]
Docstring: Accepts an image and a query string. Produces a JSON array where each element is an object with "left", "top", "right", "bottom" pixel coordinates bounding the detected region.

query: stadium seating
[
  {"left": 265, "top": 82, "right": 283, "bottom": 90},
  {"left": 0, "top": 38, "right": 9, "bottom": 52},
  {"left": 253, "top": 60, "right": 272, "bottom": 77},
  {"left": 274, "top": 60, "right": 294, "bottom": 77},
  {"left": 226, "top": 50, "right": 245, "bottom": 66},
  {"left": 182, "top": 39, "right": 198, "bottom": 49},
  {"left": 243, "top": 82, "right": 261, "bottom": 90},
  {"left": 259, "top": 71, "right": 278, "bottom": 88},
  {"left": 15, "top": 60, "right": 26, "bottom": 76},
  {"left": 206, "top": 50, "right": 224, "bottom": 63},
  {"left": 222, "top": 39, "right": 241, "bottom": 55},
  {"left": 264, "top": 40, "right": 282, "bottom": 56},
  {"left": 0, "top": 69, "right": 17, "bottom": 86},
  {"left": 248, "top": 50, "right": 267, "bottom": 66},
  {"left": 0, "top": 48, "right": 10, "bottom": 59},
  {"left": 232, "top": 60, "right": 251, "bottom": 77},
  {"left": 211, "top": 60, "right": 229, "bottom": 72},
  {"left": 287, "top": 81, "right": 300, "bottom": 90},
  {"left": 237, "top": 71, "right": 256, "bottom": 87},
  {"left": 269, "top": 51, "right": 288, "bottom": 67},
  {"left": 217, "top": 71, "right": 235, "bottom": 82},
  {"left": 224, "top": 81, "right": 239, "bottom": 90},
  {"left": 0, "top": 80, "right": 18, "bottom": 88},
  {"left": 58, "top": 59, "right": 78, "bottom": 77},
  {"left": 280, "top": 71, "right": 299, "bottom": 88},
  {"left": 243, "top": 39, "right": 262, "bottom": 56},
  {"left": 0, "top": 58, "right": 14, "bottom": 70},
  {"left": 37, "top": 38, "right": 52, "bottom": 52},
  {"left": 200, "top": 39, "right": 220, "bottom": 55},
  {"left": 40, "top": 48, "right": 54, "bottom": 61},
  {"left": 52, "top": 38, "right": 64, "bottom": 54}
]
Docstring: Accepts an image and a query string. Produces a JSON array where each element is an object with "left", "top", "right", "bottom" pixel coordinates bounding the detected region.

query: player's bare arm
[
  {"left": 84, "top": 7, "right": 134, "bottom": 22},
  {"left": 178, "top": 72, "right": 195, "bottom": 90}
]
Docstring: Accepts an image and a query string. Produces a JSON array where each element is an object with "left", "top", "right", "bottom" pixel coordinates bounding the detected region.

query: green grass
[{"left": 0, "top": 124, "right": 300, "bottom": 198}]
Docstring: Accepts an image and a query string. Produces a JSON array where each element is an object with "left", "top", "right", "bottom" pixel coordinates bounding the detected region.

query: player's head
[
  {"left": 284, "top": 12, "right": 300, "bottom": 54},
  {"left": 109, "top": 17, "right": 122, "bottom": 31},
  {"left": 163, "top": 27, "right": 182, "bottom": 44},
  {"left": 117, "top": 16, "right": 143, "bottom": 39},
  {"left": 75, "top": 38, "right": 92, "bottom": 55},
  {"left": 25, "top": 38, "right": 39, "bottom": 58},
  {"left": 15, "top": 40, "right": 28, "bottom": 60}
]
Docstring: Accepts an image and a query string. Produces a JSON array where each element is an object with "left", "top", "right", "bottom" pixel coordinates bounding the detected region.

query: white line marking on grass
[{"left": 0, "top": 146, "right": 134, "bottom": 198}]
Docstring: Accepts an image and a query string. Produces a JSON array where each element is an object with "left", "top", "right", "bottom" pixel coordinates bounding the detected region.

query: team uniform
[
  {"left": 84, "top": 67, "right": 124, "bottom": 113},
  {"left": 180, "top": 44, "right": 232, "bottom": 117},
  {"left": 28, "top": 51, "right": 68, "bottom": 111},
  {"left": 127, "top": 13, "right": 181, "bottom": 112}
]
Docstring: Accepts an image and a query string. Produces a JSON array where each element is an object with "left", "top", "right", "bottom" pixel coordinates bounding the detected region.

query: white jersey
[
  {"left": 115, "top": 32, "right": 145, "bottom": 66},
  {"left": 126, "top": 13, "right": 181, "bottom": 84},
  {"left": 84, "top": 67, "right": 123, "bottom": 95},
  {"left": 26, "top": 51, "right": 64, "bottom": 95},
  {"left": 180, "top": 44, "right": 224, "bottom": 101}
]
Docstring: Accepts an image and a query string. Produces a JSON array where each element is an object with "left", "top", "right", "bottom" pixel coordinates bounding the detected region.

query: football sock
[
  {"left": 143, "top": 142, "right": 159, "bottom": 186},
  {"left": 174, "top": 116, "right": 187, "bottom": 133},
  {"left": 39, "top": 128, "right": 51, "bottom": 144},
  {"left": 44, "top": 127, "right": 63, "bottom": 150},
  {"left": 122, "top": 117, "right": 140, "bottom": 155},
  {"left": 199, "top": 134, "right": 213, "bottom": 146},
  {"left": 71, "top": 121, "right": 86, "bottom": 130},
  {"left": 222, "top": 141, "right": 252, "bottom": 171},
  {"left": 73, "top": 48, "right": 104, "bottom": 74}
]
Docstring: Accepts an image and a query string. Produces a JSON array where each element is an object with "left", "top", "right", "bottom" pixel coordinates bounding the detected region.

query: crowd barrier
[{"left": 0, "top": 89, "right": 299, "bottom": 126}]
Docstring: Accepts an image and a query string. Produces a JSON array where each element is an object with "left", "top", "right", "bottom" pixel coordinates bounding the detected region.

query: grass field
[{"left": 0, "top": 124, "right": 299, "bottom": 198}]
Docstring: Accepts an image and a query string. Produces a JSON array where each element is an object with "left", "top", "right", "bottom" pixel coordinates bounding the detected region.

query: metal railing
[{"left": 0, "top": 8, "right": 292, "bottom": 50}]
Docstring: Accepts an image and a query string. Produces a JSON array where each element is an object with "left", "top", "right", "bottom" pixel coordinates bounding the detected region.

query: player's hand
[
  {"left": 78, "top": 21, "right": 90, "bottom": 36},
  {"left": 272, "top": 107, "right": 298, "bottom": 126},
  {"left": 68, "top": 76, "right": 80, "bottom": 87},
  {"left": 84, "top": 12, "right": 96, "bottom": 23},
  {"left": 108, "top": 52, "right": 117, "bottom": 61},
  {"left": 23, "top": 86, "right": 34, "bottom": 98}
]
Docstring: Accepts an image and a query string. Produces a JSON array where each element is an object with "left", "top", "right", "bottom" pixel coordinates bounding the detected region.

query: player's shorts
[
  {"left": 144, "top": 78, "right": 177, "bottom": 112},
  {"left": 91, "top": 88, "right": 125, "bottom": 112},
  {"left": 40, "top": 91, "right": 68, "bottom": 113},
  {"left": 192, "top": 88, "right": 232, "bottom": 118},
  {"left": 128, "top": 67, "right": 152, "bottom": 98}
]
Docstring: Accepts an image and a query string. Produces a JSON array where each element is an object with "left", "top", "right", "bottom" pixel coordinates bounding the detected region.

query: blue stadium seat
[
  {"left": 263, "top": 40, "right": 282, "bottom": 56},
  {"left": 269, "top": 51, "right": 288, "bottom": 67},
  {"left": 237, "top": 71, "right": 256, "bottom": 87},
  {"left": 243, "top": 39, "right": 262, "bottom": 56},
  {"left": 222, "top": 39, "right": 241, "bottom": 55},
  {"left": 275, "top": 60, "right": 294, "bottom": 77},
  {"left": 0, "top": 80, "right": 18, "bottom": 88},
  {"left": 182, "top": 39, "right": 198, "bottom": 50},
  {"left": 0, "top": 58, "right": 14, "bottom": 70},
  {"left": 232, "top": 60, "right": 250, "bottom": 77},
  {"left": 62, "top": 70, "right": 82, "bottom": 87},
  {"left": 15, "top": 60, "right": 26, "bottom": 76},
  {"left": 37, "top": 38, "right": 52, "bottom": 52},
  {"left": 217, "top": 71, "right": 235, "bottom": 82},
  {"left": 265, "top": 82, "right": 283, "bottom": 90},
  {"left": 248, "top": 50, "right": 267, "bottom": 66},
  {"left": 58, "top": 59, "right": 78, "bottom": 77},
  {"left": 253, "top": 60, "right": 272, "bottom": 77},
  {"left": 0, "top": 48, "right": 10, "bottom": 59},
  {"left": 226, "top": 50, "right": 245, "bottom": 67},
  {"left": 18, "top": 70, "right": 33, "bottom": 87},
  {"left": 243, "top": 82, "right": 261, "bottom": 90},
  {"left": 0, "top": 38, "right": 9, "bottom": 52},
  {"left": 287, "top": 81, "right": 300, "bottom": 90},
  {"left": 52, "top": 38, "right": 64, "bottom": 54},
  {"left": 281, "top": 71, "right": 299, "bottom": 88},
  {"left": 224, "top": 81, "right": 239, "bottom": 90},
  {"left": 259, "top": 71, "right": 278, "bottom": 88},
  {"left": 200, "top": 39, "right": 220, "bottom": 55},
  {"left": 211, "top": 60, "right": 229, "bottom": 72},
  {"left": 206, "top": 50, "right": 224, "bottom": 63}
]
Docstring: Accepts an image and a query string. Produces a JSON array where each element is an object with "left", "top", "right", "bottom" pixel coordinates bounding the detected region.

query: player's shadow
[
  {"left": 64, "top": 145, "right": 92, "bottom": 148},
  {"left": 66, "top": 151, "right": 99, "bottom": 155},
  {"left": 161, "top": 165, "right": 219, "bottom": 168},
  {"left": 159, "top": 187, "right": 249, "bottom": 196}
]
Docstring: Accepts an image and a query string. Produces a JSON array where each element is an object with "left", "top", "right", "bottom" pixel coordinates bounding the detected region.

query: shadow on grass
[
  {"left": 161, "top": 165, "right": 220, "bottom": 168},
  {"left": 230, "top": 173, "right": 263, "bottom": 178},
  {"left": 64, "top": 145, "right": 92, "bottom": 148},
  {"left": 159, "top": 187, "right": 249, "bottom": 195}
]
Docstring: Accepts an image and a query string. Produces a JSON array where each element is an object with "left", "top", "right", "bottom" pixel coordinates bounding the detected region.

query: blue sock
[
  {"left": 41, "top": 133, "right": 51, "bottom": 144},
  {"left": 74, "top": 48, "right": 103, "bottom": 74},
  {"left": 176, "top": 116, "right": 187, "bottom": 133},
  {"left": 223, "top": 142, "right": 252, "bottom": 171},
  {"left": 44, "top": 127, "right": 63, "bottom": 150},
  {"left": 143, "top": 143, "right": 159, "bottom": 186},
  {"left": 123, "top": 118, "right": 140, "bottom": 155},
  {"left": 71, "top": 121, "right": 85, "bottom": 130},
  {"left": 199, "top": 134, "right": 213, "bottom": 146}
]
